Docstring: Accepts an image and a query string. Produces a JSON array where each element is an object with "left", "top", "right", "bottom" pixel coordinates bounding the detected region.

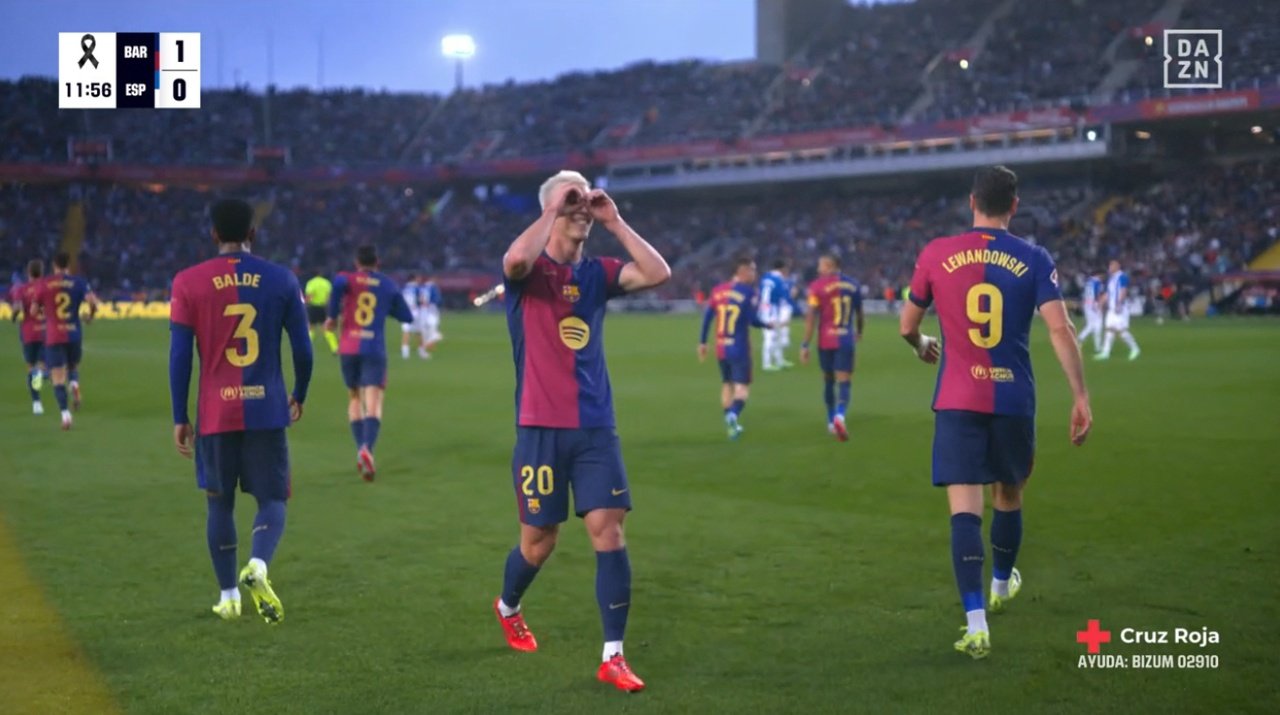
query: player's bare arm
[
  {"left": 503, "top": 182, "right": 579, "bottom": 281},
  {"left": 899, "top": 301, "right": 940, "bottom": 364},
  {"left": 800, "top": 309, "right": 817, "bottom": 364},
  {"left": 588, "top": 190, "right": 671, "bottom": 292},
  {"left": 1038, "top": 299, "right": 1092, "bottom": 446},
  {"left": 174, "top": 423, "right": 193, "bottom": 458},
  {"left": 84, "top": 290, "right": 101, "bottom": 324}
]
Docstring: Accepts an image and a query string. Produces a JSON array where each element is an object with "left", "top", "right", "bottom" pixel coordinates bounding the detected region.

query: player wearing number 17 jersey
[
  {"left": 325, "top": 245, "right": 415, "bottom": 481},
  {"left": 800, "top": 255, "right": 863, "bottom": 441},
  {"left": 900, "top": 166, "right": 1092, "bottom": 659},
  {"left": 169, "top": 198, "right": 314, "bottom": 623},
  {"left": 698, "top": 258, "right": 769, "bottom": 440}
]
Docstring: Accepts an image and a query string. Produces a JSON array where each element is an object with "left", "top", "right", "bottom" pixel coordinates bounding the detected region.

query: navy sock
[
  {"left": 54, "top": 385, "right": 68, "bottom": 411},
  {"left": 251, "top": 499, "right": 287, "bottom": 564},
  {"left": 730, "top": 398, "right": 746, "bottom": 418},
  {"left": 207, "top": 496, "right": 238, "bottom": 590},
  {"left": 363, "top": 417, "right": 381, "bottom": 451},
  {"left": 26, "top": 371, "right": 38, "bottom": 402},
  {"left": 823, "top": 379, "right": 835, "bottom": 421},
  {"left": 950, "top": 512, "right": 985, "bottom": 613},
  {"left": 990, "top": 508, "right": 1023, "bottom": 580},
  {"left": 837, "top": 381, "right": 851, "bottom": 417},
  {"left": 596, "top": 548, "right": 631, "bottom": 642},
  {"left": 501, "top": 546, "right": 541, "bottom": 609},
  {"left": 350, "top": 420, "right": 363, "bottom": 448}
]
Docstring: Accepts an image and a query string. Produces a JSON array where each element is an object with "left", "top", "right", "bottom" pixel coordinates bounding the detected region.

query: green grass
[{"left": 2, "top": 314, "right": 1279, "bottom": 714}]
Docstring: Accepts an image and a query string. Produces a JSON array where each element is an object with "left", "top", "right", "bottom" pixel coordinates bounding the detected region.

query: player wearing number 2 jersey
[
  {"left": 900, "top": 166, "right": 1092, "bottom": 660},
  {"left": 800, "top": 255, "right": 863, "bottom": 442},
  {"left": 325, "top": 245, "right": 415, "bottom": 481},
  {"left": 169, "top": 198, "right": 314, "bottom": 623},
  {"left": 36, "top": 251, "right": 101, "bottom": 430}
]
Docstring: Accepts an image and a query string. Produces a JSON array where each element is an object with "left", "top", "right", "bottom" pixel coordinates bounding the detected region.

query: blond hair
[{"left": 538, "top": 170, "right": 590, "bottom": 211}]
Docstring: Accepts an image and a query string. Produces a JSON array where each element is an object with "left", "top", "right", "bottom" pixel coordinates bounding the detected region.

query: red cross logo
[{"left": 1076, "top": 619, "right": 1112, "bottom": 654}]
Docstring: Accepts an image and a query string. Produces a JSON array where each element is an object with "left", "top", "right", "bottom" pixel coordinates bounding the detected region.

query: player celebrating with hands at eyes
[
  {"left": 900, "top": 166, "right": 1091, "bottom": 659},
  {"left": 493, "top": 170, "right": 670, "bottom": 693}
]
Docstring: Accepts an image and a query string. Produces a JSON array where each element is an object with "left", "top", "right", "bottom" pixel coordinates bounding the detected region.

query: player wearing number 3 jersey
[
  {"left": 326, "top": 245, "right": 415, "bottom": 482},
  {"left": 901, "top": 166, "right": 1092, "bottom": 660},
  {"left": 169, "top": 198, "right": 314, "bottom": 623}
]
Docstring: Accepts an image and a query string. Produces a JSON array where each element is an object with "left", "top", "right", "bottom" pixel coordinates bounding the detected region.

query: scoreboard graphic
[{"left": 58, "top": 32, "right": 200, "bottom": 109}]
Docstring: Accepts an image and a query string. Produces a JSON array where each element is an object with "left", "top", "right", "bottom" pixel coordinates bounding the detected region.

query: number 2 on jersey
[
  {"left": 966, "top": 283, "right": 1004, "bottom": 348},
  {"left": 354, "top": 292, "right": 378, "bottom": 326},
  {"left": 55, "top": 292, "right": 72, "bottom": 320},
  {"left": 716, "top": 303, "right": 741, "bottom": 336},
  {"left": 223, "top": 303, "right": 260, "bottom": 367}
]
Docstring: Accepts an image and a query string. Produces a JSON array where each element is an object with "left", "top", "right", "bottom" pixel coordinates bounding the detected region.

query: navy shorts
[
  {"left": 512, "top": 427, "right": 631, "bottom": 526},
  {"left": 340, "top": 354, "right": 387, "bottom": 389},
  {"left": 44, "top": 342, "right": 82, "bottom": 369},
  {"left": 196, "top": 429, "right": 291, "bottom": 500},
  {"left": 932, "top": 410, "right": 1035, "bottom": 486},
  {"left": 718, "top": 357, "right": 752, "bottom": 385},
  {"left": 819, "top": 345, "right": 854, "bottom": 374},
  {"left": 306, "top": 305, "right": 327, "bottom": 326},
  {"left": 21, "top": 341, "right": 44, "bottom": 366}
]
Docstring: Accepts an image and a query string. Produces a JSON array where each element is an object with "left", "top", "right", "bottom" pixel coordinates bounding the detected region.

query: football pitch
[{"left": 1, "top": 314, "right": 1277, "bottom": 715}]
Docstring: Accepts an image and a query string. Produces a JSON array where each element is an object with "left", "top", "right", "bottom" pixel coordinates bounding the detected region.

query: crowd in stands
[
  {"left": 4, "top": 161, "right": 1274, "bottom": 311},
  {"left": 1117, "top": 0, "right": 1280, "bottom": 101},
  {"left": 925, "top": 0, "right": 1166, "bottom": 119},
  {"left": 3, "top": 0, "right": 1277, "bottom": 168}
]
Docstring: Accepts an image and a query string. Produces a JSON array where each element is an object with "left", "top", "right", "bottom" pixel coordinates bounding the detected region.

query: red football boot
[
  {"left": 493, "top": 597, "right": 538, "bottom": 652},
  {"left": 831, "top": 414, "right": 848, "bottom": 442},
  {"left": 357, "top": 446, "right": 376, "bottom": 482},
  {"left": 597, "top": 654, "right": 645, "bottom": 692}
]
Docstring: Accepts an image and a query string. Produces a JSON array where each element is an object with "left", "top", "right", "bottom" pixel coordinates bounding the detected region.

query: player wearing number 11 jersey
[
  {"left": 900, "top": 166, "right": 1092, "bottom": 659},
  {"left": 169, "top": 198, "right": 314, "bottom": 623},
  {"left": 326, "top": 245, "right": 415, "bottom": 481},
  {"left": 800, "top": 255, "right": 863, "bottom": 441}
]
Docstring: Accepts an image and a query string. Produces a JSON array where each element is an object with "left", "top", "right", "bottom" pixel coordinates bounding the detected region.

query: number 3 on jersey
[
  {"left": 354, "top": 292, "right": 377, "bottom": 326},
  {"left": 966, "top": 283, "right": 1003, "bottom": 348},
  {"left": 223, "top": 303, "right": 259, "bottom": 367}
]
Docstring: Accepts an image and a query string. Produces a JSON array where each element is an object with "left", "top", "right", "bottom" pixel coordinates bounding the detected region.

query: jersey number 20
[
  {"left": 966, "top": 283, "right": 1003, "bottom": 348},
  {"left": 224, "top": 304, "right": 259, "bottom": 367}
]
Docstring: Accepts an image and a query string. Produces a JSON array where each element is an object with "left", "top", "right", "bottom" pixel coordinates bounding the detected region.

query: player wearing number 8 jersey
[
  {"left": 325, "top": 245, "right": 415, "bottom": 482},
  {"left": 493, "top": 170, "right": 670, "bottom": 692},
  {"left": 169, "top": 198, "right": 314, "bottom": 623},
  {"left": 900, "top": 166, "right": 1092, "bottom": 659}
]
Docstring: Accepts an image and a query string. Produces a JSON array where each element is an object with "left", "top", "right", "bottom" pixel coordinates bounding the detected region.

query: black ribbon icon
[{"left": 78, "top": 34, "right": 98, "bottom": 69}]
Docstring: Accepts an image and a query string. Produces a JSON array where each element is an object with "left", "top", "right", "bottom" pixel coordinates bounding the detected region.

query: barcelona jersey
[
  {"left": 702, "top": 280, "right": 765, "bottom": 361},
  {"left": 505, "top": 253, "right": 626, "bottom": 429},
  {"left": 806, "top": 273, "right": 862, "bottom": 350},
  {"left": 330, "top": 271, "right": 415, "bottom": 356},
  {"left": 10, "top": 281, "right": 45, "bottom": 344},
  {"left": 908, "top": 228, "right": 1062, "bottom": 417},
  {"left": 36, "top": 274, "right": 90, "bottom": 346},
  {"left": 170, "top": 252, "right": 312, "bottom": 435}
]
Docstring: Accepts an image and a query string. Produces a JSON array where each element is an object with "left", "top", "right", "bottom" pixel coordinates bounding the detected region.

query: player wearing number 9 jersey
[
  {"left": 326, "top": 245, "right": 415, "bottom": 481},
  {"left": 169, "top": 198, "right": 314, "bottom": 624},
  {"left": 800, "top": 255, "right": 863, "bottom": 442},
  {"left": 900, "top": 166, "right": 1092, "bottom": 660}
]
